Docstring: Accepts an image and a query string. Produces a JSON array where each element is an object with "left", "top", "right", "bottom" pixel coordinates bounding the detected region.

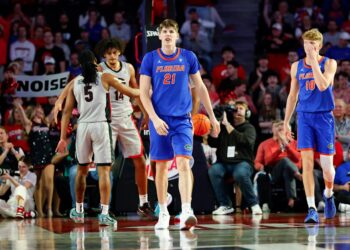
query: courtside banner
[{"left": 15, "top": 72, "right": 69, "bottom": 97}]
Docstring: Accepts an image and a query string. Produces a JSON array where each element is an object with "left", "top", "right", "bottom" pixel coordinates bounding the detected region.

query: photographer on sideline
[
  {"left": 208, "top": 101, "right": 262, "bottom": 215},
  {"left": 0, "top": 155, "right": 37, "bottom": 218}
]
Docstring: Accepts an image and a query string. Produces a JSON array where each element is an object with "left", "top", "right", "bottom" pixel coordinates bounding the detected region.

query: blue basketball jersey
[
  {"left": 296, "top": 57, "right": 334, "bottom": 112},
  {"left": 140, "top": 48, "right": 200, "bottom": 116}
]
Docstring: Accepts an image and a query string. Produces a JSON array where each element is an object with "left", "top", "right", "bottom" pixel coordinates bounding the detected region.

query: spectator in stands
[
  {"left": 33, "top": 29, "right": 66, "bottom": 75},
  {"left": 0, "top": 16, "right": 10, "bottom": 81},
  {"left": 73, "top": 28, "right": 91, "bottom": 53},
  {"left": 211, "top": 46, "right": 246, "bottom": 88},
  {"left": 295, "top": 15, "right": 313, "bottom": 40},
  {"left": 263, "top": 1, "right": 293, "bottom": 38},
  {"left": 322, "top": 0, "right": 348, "bottom": 26},
  {"left": 82, "top": 9, "right": 105, "bottom": 46},
  {"left": 325, "top": 32, "right": 350, "bottom": 60},
  {"left": 208, "top": 101, "right": 262, "bottom": 215},
  {"left": 334, "top": 147, "right": 350, "bottom": 210},
  {"left": 54, "top": 31, "right": 70, "bottom": 62},
  {"left": 31, "top": 13, "right": 50, "bottom": 36},
  {"left": 182, "top": 20, "right": 212, "bottom": 71},
  {"left": 199, "top": 74, "right": 219, "bottom": 114},
  {"left": 334, "top": 98, "right": 350, "bottom": 159},
  {"left": 67, "top": 51, "right": 81, "bottom": 79},
  {"left": 0, "top": 126, "right": 25, "bottom": 172},
  {"left": 258, "top": 92, "right": 281, "bottom": 143},
  {"left": 9, "top": 24, "right": 35, "bottom": 74},
  {"left": 277, "top": 1, "right": 294, "bottom": 29},
  {"left": 0, "top": 156, "right": 36, "bottom": 219},
  {"left": 294, "top": 0, "right": 324, "bottom": 29},
  {"left": 258, "top": 72, "right": 282, "bottom": 106},
  {"left": 17, "top": 103, "right": 55, "bottom": 217},
  {"left": 55, "top": 12, "right": 77, "bottom": 47},
  {"left": 248, "top": 55, "right": 275, "bottom": 104},
  {"left": 338, "top": 59, "right": 350, "bottom": 76},
  {"left": 180, "top": 8, "right": 215, "bottom": 38},
  {"left": 6, "top": 3, "right": 31, "bottom": 27},
  {"left": 8, "top": 20, "right": 19, "bottom": 45},
  {"left": 323, "top": 20, "right": 341, "bottom": 46},
  {"left": 279, "top": 49, "right": 299, "bottom": 88},
  {"left": 333, "top": 72, "right": 350, "bottom": 103},
  {"left": 79, "top": 7, "right": 107, "bottom": 29},
  {"left": 31, "top": 26, "right": 44, "bottom": 49},
  {"left": 255, "top": 120, "right": 301, "bottom": 211},
  {"left": 100, "top": 28, "right": 110, "bottom": 40},
  {"left": 108, "top": 11, "right": 131, "bottom": 46},
  {"left": 4, "top": 99, "right": 30, "bottom": 154},
  {"left": 217, "top": 60, "right": 240, "bottom": 103}
]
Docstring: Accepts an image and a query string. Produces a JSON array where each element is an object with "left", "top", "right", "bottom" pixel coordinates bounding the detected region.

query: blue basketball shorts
[
  {"left": 297, "top": 111, "right": 335, "bottom": 155},
  {"left": 149, "top": 114, "right": 193, "bottom": 161}
]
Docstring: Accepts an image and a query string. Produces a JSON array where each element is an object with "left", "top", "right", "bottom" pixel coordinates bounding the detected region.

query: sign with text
[{"left": 15, "top": 72, "right": 69, "bottom": 97}]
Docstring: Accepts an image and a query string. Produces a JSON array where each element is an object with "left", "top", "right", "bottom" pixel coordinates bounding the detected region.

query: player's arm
[
  {"left": 102, "top": 73, "right": 139, "bottom": 98},
  {"left": 310, "top": 57, "right": 337, "bottom": 91},
  {"left": 191, "top": 84, "right": 200, "bottom": 116},
  {"left": 139, "top": 75, "right": 158, "bottom": 121},
  {"left": 190, "top": 72, "right": 220, "bottom": 135},
  {"left": 283, "top": 62, "right": 299, "bottom": 139},
  {"left": 128, "top": 63, "right": 148, "bottom": 121},
  {"left": 53, "top": 78, "right": 76, "bottom": 123},
  {"left": 56, "top": 86, "right": 76, "bottom": 154}
]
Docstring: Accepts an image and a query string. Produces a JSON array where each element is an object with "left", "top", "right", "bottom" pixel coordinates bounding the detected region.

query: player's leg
[
  {"left": 92, "top": 122, "right": 116, "bottom": 227},
  {"left": 172, "top": 116, "right": 197, "bottom": 230},
  {"left": 298, "top": 112, "right": 319, "bottom": 223},
  {"left": 71, "top": 123, "right": 93, "bottom": 223},
  {"left": 314, "top": 111, "right": 336, "bottom": 219},
  {"left": 149, "top": 117, "right": 173, "bottom": 229},
  {"left": 117, "top": 116, "right": 153, "bottom": 216}
]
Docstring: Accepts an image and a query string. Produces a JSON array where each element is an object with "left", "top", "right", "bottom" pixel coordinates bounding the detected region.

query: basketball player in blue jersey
[
  {"left": 56, "top": 50, "right": 139, "bottom": 226},
  {"left": 139, "top": 19, "right": 220, "bottom": 230},
  {"left": 284, "top": 29, "right": 337, "bottom": 223}
]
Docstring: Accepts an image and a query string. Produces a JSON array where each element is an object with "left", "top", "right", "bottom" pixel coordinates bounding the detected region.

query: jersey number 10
[{"left": 305, "top": 79, "right": 315, "bottom": 91}]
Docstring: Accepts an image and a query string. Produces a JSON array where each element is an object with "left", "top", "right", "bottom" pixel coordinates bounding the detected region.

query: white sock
[
  {"left": 76, "top": 203, "right": 84, "bottom": 213},
  {"left": 139, "top": 194, "right": 148, "bottom": 206},
  {"left": 159, "top": 203, "right": 168, "bottom": 214},
  {"left": 101, "top": 204, "right": 109, "bottom": 215},
  {"left": 306, "top": 197, "right": 316, "bottom": 210},
  {"left": 324, "top": 188, "right": 334, "bottom": 198},
  {"left": 182, "top": 203, "right": 191, "bottom": 214}
]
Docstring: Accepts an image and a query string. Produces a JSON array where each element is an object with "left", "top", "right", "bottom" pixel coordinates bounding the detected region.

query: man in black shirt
[{"left": 208, "top": 101, "right": 262, "bottom": 215}]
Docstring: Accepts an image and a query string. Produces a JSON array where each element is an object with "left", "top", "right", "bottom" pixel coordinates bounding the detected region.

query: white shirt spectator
[{"left": 10, "top": 40, "right": 35, "bottom": 72}]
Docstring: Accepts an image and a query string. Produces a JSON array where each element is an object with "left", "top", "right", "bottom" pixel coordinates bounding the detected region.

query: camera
[
  {"left": 0, "top": 168, "right": 19, "bottom": 176},
  {"left": 213, "top": 104, "right": 236, "bottom": 124}
]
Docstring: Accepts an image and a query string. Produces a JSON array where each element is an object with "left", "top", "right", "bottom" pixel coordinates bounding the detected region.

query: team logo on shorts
[
  {"left": 327, "top": 143, "right": 334, "bottom": 149},
  {"left": 184, "top": 144, "right": 192, "bottom": 151}
]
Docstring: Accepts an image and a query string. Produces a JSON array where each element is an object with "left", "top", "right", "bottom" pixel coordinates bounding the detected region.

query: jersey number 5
[
  {"left": 305, "top": 80, "right": 315, "bottom": 91},
  {"left": 84, "top": 85, "right": 93, "bottom": 102},
  {"left": 163, "top": 73, "right": 176, "bottom": 85}
]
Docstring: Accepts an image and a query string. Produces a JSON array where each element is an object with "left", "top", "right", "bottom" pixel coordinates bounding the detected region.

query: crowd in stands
[{"left": 0, "top": 0, "right": 350, "bottom": 217}]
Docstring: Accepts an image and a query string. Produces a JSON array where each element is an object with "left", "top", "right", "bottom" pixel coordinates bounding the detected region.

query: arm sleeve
[
  {"left": 187, "top": 51, "right": 200, "bottom": 74},
  {"left": 139, "top": 52, "right": 153, "bottom": 77}
]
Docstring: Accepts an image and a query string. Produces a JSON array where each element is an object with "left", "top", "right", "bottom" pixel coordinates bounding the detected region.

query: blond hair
[
  {"left": 302, "top": 28, "right": 323, "bottom": 44},
  {"left": 159, "top": 19, "right": 179, "bottom": 33}
]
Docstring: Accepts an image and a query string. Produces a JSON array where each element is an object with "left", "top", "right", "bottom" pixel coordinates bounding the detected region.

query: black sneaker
[{"left": 137, "top": 202, "right": 156, "bottom": 220}]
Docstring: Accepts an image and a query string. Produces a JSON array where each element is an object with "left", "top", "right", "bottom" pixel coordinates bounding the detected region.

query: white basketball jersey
[
  {"left": 73, "top": 73, "right": 111, "bottom": 123},
  {"left": 100, "top": 61, "right": 133, "bottom": 117}
]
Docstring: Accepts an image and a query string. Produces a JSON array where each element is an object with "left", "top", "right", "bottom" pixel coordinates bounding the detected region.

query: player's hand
[
  {"left": 153, "top": 117, "right": 169, "bottom": 136},
  {"left": 56, "top": 139, "right": 68, "bottom": 154},
  {"left": 304, "top": 44, "right": 317, "bottom": 61},
  {"left": 140, "top": 114, "right": 149, "bottom": 130},
  {"left": 283, "top": 123, "right": 294, "bottom": 141},
  {"left": 53, "top": 99, "right": 63, "bottom": 124},
  {"left": 210, "top": 116, "right": 220, "bottom": 137}
]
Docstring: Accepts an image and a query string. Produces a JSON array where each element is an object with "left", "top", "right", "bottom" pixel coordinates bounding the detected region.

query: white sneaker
[
  {"left": 262, "top": 203, "right": 270, "bottom": 213},
  {"left": 251, "top": 204, "right": 262, "bottom": 215},
  {"left": 179, "top": 210, "right": 197, "bottom": 230},
  {"left": 155, "top": 212, "right": 170, "bottom": 230},
  {"left": 212, "top": 206, "right": 234, "bottom": 215},
  {"left": 317, "top": 201, "right": 325, "bottom": 212}
]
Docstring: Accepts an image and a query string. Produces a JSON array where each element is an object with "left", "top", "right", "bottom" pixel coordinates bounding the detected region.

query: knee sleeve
[{"left": 320, "top": 155, "right": 335, "bottom": 182}]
